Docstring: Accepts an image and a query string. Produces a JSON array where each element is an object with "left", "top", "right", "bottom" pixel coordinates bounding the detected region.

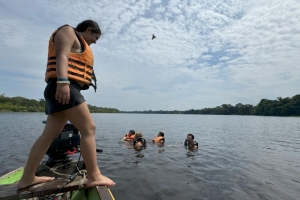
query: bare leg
[
  {"left": 17, "top": 113, "right": 68, "bottom": 189},
  {"left": 63, "top": 102, "right": 115, "bottom": 187}
]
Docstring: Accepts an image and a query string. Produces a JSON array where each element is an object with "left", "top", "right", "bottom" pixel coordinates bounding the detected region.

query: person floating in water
[
  {"left": 133, "top": 132, "right": 146, "bottom": 149},
  {"left": 122, "top": 130, "right": 135, "bottom": 141},
  {"left": 184, "top": 133, "right": 198, "bottom": 150},
  {"left": 152, "top": 132, "right": 165, "bottom": 143},
  {"left": 17, "top": 20, "right": 115, "bottom": 189}
]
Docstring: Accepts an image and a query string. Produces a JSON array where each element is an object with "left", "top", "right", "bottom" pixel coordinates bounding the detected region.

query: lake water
[{"left": 0, "top": 113, "right": 299, "bottom": 200}]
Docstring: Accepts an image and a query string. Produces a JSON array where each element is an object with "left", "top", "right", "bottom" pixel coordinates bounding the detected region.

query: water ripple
[{"left": 0, "top": 113, "right": 299, "bottom": 199}]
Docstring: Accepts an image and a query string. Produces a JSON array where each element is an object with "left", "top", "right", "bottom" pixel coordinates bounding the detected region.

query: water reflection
[
  {"left": 158, "top": 149, "right": 164, "bottom": 153},
  {"left": 135, "top": 153, "right": 144, "bottom": 158},
  {"left": 155, "top": 142, "right": 164, "bottom": 148},
  {"left": 185, "top": 151, "right": 195, "bottom": 157}
]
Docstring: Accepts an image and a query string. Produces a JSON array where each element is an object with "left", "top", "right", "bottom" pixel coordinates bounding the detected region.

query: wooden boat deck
[
  {"left": 0, "top": 161, "right": 114, "bottom": 200},
  {"left": 0, "top": 176, "right": 112, "bottom": 200}
]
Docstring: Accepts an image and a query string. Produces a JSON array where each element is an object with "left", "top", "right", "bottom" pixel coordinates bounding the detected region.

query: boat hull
[{"left": 0, "top": 161, "right": 114, "bottom": 200}]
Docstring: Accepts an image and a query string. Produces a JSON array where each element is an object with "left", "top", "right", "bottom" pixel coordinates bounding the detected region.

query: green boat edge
[
  {"left": 0, "top": 167, "right": 24, "bottom": 185},
  {"left": 0, "top": 167, "right": 114, "bottom": 200}
]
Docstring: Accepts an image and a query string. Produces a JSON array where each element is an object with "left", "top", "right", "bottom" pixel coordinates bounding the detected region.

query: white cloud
[{"left": 0, "top": 0, "right": 299, "bottom": 111}]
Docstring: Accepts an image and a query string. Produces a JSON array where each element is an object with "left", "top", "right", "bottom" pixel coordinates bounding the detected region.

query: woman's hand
[{"left": 55, "top": 83, "right": 70, "bottom": 104}]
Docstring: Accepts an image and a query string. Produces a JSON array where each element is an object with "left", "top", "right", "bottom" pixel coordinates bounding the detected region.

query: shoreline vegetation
[
  {"left": 0, "top": 94, "right": 299, "bottom": 116},
  {"left": 0, "top": 94, "right": 120, "bottom": 113}
]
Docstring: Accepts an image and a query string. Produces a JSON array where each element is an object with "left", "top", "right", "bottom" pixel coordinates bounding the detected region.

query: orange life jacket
[
  {"left": 45, "top": 25, "right": 94, "bottom": 88},
  {"left": 154, "top": 136, "right": 164, "bottom": 143},
  {"left": 124, "top": 134, "right": 135, "bottom": 141}
]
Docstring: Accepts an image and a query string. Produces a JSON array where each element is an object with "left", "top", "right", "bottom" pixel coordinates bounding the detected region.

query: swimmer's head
[
  {"left": 129, "top": 130, "right": 135, "bottom": 135},
  {"left": 157, "top": 132, "right": 164, "bottom": 137},
  {"left": 135, "top": 132, "right": 143, "bottom": 139}
]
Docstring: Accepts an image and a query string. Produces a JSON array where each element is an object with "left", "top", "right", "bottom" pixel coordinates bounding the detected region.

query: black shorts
[{"left": 44, "top": 78, "right": 85, "bottom": 115}]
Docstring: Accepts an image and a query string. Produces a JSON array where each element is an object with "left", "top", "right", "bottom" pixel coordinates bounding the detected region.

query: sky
[{"left": 0, "top": 0, "right": 299, "bottom": 111}]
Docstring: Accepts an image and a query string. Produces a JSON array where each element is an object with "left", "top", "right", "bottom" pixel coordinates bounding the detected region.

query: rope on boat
[
  {"left": 37, "top": 152, "right": 88, "bottom": 199},
  {"left": 78, "top": 169, "right": 87, "bottom": 190},
  {"left": 38, "top": 169, "right": 87, "bottom": 200},
  {"left": 40, "top": 161, "right": 73, "bottom": 177}
]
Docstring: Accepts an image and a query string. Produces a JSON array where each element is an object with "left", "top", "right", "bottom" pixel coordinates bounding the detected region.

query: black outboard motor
[{"left": 42, "top": 120, "right": 81, "bottom": 166}]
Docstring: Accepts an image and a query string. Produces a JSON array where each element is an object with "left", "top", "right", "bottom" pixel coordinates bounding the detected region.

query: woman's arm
[
  {"left": 53, "top": 26, "right": 76, "bottom": 104},
  {"left": 54, "top": 26, "right": 76, "bottom": 79}
]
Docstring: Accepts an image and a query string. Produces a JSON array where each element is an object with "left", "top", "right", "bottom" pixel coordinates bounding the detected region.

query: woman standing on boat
[{"left": 17, "top": 20, "right": 115, "bottom": 189}]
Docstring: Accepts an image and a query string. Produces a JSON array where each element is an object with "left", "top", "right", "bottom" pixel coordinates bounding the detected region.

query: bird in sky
[{"left": 152, "top": 34, "right": 156, "bottom": 40}]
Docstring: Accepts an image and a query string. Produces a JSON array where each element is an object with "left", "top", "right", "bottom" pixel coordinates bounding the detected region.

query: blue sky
[{"left": 0, "top": 0, "right": 299, "bottom": 111}]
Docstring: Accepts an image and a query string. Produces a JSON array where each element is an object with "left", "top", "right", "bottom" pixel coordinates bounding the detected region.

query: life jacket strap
[{"left": 91, "top": 70, "right": 97, "bottom": 92}]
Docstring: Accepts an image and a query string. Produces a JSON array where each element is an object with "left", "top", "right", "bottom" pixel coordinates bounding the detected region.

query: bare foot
[
  {"left": 86, "top": 173, "right": 116, "bottom": 187},
  {"left": 17, "top": 176, "right": 55, "bottom": 189}
]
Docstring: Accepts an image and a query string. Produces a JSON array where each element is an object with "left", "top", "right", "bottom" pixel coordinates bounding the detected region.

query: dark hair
[
  {"left": 158, "top": 132, "right": 164, "bottom": 137},
  {"left": 187, "top": 133, "right": 194, "bottom": 139},
  {"left": 129, "top": 130, "right": 135, "bottom": 134},
  {"left": 76, "top": 20, "right": 101, "bottom": 35}
]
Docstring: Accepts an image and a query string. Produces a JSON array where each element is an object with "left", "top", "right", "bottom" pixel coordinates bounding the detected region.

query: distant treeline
[
  {"left": 0, "top": 94, "right": 120, "bottom": 113},
  {"left": 125, "top": 94, "right": 300, "bottom": 116},
  {"left": 1, "top": 94, "right": 300, "bottom": 116}
]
